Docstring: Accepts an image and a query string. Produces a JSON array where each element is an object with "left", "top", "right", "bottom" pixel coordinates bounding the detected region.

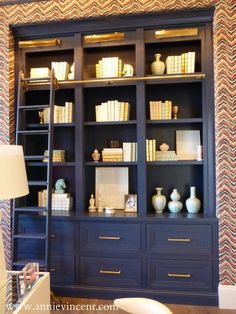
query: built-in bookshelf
[{"left": 12, "top": 9, "right": 218, "bottom": 306}]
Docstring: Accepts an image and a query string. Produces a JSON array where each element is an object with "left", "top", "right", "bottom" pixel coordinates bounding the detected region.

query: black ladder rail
[{"left": 12, "top": 70, "right": 57, "bottom": 271}]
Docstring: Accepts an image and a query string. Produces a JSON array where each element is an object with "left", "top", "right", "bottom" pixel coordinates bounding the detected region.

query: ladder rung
[
  {"left": 13, "top": 233, "right": 47, "bottom": 240},
  {"left": 19, "top": 105, "right": 49, "bottom": 110},
  {"left": 28, "top": 180, "right": 48, "bottom": 186},
  {"left": 12, "top": 259, "right": 46, "bottom": 268},
  {"left": 25, "top": 155, "right": 48, "bottom": 161},
  {"left": 17, "top": 130, "right": 49, "bottom": 135},
  {"left": 14, "top": 206, "right": 47, "bottom": 212}
]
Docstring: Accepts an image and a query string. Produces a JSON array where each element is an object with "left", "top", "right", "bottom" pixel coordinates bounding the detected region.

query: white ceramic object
[
  {"left": 105, "top": 207, "right": 116, "bottom": 215},
  {"left": 152, "top": 187, "right": 166, "bottom": 213},
  {"left": 168, "top": 189, "right": 183, "bottom": 213},
  {"left": 114, "top": 297, "right": 173, "bottom": 314},
  {"left": 186, "top": 186, "right": 201, "bottom": 213},
  {"left": 151, "top": 53, "right": 165, "bottom": 75},
  {"left": 160, "top": 143, "right": 169, "bottom": 151}
]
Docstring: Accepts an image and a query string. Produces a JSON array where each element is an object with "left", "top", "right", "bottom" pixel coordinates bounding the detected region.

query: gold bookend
[
  {"left": 19, "top": 39, "right": 61, "bottom": 48},
  {"left": 84, "top": 32, "right": 124, "bottom": 44},
  {"left": 155, "top": 28, "right": 198, "bottom": 39}
]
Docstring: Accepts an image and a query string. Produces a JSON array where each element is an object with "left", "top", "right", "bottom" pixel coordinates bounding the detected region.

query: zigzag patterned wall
[{"left": 0, "top": 0, "right": 235, "bottom": 285}]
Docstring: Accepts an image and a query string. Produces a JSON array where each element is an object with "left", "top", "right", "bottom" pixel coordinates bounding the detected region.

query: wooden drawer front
[
  {"left": 51, "top": 221, "right": 75, "bottom": 254},
  {"left": 147, "top": 259, "right": 212, "bottom": 291},
  {"left": 80, "top": 257, "right": 141, "bottom": 288},
  {"left": 147, "top": 224, "right": 212, "bottom": 256},
  {"left": 50, "top": 255, "right": 76, "bottom": 284},
  {"left": 80, "top": 222, "right": 140, "bottom": 256}
]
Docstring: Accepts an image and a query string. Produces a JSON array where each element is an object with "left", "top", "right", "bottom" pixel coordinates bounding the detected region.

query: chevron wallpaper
[{"left": 0, "top": 0, "right": 235, "bottom": 286}]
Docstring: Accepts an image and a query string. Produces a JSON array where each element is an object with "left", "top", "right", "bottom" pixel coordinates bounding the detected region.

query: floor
[{"left": 51, "top": 297, "right": 236, "bottom": 314}]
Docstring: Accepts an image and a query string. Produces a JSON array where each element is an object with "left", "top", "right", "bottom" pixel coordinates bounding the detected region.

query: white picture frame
[
  {"left": 176, "top": 130, "right": 201, "bottom": 160},
  {"left": 124, "top": 194, "right": 137, "bottom": 213}
]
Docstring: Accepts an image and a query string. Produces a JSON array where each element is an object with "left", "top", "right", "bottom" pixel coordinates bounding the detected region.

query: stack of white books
[
  {"left": 155, "top": 151, "right": 177, "bottom": 161},
  {"left": 166, "top": 52, "right": 195, "bottom": 74},
  {"left": 43, "top": 102, "right": 73, "bottom": 124},
  {"left": 146, "top": 139, "right": 156, "bottom": 162},
  {"left": 52, "top": 193, "right": 73, "bottom": 211},
  {"left": 95, "top": 100, "right": 130, "bottom": 122},
  {"left": 51, "top": 61, "right": 70, "bottom": 80},
  {"left": 96, "top": 57, "right": 122, "bottom": 78},
  {"left": 102, "top": 148, "right": 123, "bottom": 162},
  {"left": 30, "top": 67, "right": 50, "bottom": 78},
  {"left": 43, "top": 150, "right": 65, "bottom": 162},
  {"left": 149, "top": 100, "right": 172, "bottom": 120},
  {"left": 123, "top": 142, "right": 137, "bottom": 161}
]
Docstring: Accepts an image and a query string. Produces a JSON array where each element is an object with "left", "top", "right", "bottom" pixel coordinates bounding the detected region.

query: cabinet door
[
  {"left": 50, "top": 255, "right": 76, "bottom": 285},
  {"left": 51, "top": 221, "right": 75, "bottom": 254},
  {"left": 80, "top": 222, "right": 140, "bottom": 257},
  {"left": 80, "top": 256, "right": 141, "bottom": 288},
  {"left": 147, "top": 224, "right": 212, "bottom": 256}
]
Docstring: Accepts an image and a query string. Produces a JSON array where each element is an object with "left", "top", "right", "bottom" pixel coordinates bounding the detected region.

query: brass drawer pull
[
  {"left": 50, "top": 268, "right": 56, "bottom": 272},
  {"left": 50, "top": 234, "right": 56, "bottom": 238},
  {"left": 100, "top": 269, "right": 121, "bottom": 275},
  {"left": 98, "top": 236, "right": 121, "bottom": 240},
  {"left": 168, "top": 238, "right": 191, "bottom": 242},
  {"left": 168, "top": 273, "right": 191, "bottom": 278}
]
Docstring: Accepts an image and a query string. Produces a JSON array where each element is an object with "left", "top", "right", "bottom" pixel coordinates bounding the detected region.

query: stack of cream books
[
  {"left": 146, "top": 139, "right": 156, "bottom": 162},
  {"left": 166, "top": 52, "right": 195, "bottom": 74},
  {"left": 149, "top": 100, "right": 172, "bottom": 120},
  {"left": 123, "top": 142, "right": 137, "bottom": 162},
  {"left": 43, "top": 102, "right": 73, "bottom": 123},
  {"left": 38, "top": 189, "right": 73, "bottom": 210},
  {"left": 30, "top": 67, "right": 50, "bottom": 78},
  {"left": 102, "top": 148, "right": 123, "bottom": 162},
  {"left": 43, "top": 150, "right": 65, "bottom": 162},
  {"left": 96, "top": 57, "right": 122, "bottom": 78},
  {"left": 156, "top": 151, "right": 177, "bottom": 161},
  {"left": 51, "top": 61, "right": 70, "bottom": 80},
  {"left": 95, "top": 100, "right": 130, "bottom": 122}
]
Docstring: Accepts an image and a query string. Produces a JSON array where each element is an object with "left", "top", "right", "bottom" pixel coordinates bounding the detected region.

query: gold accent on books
[
  {"left": 99, "top": 269, "right": 122, "bottom": 275},
  {"left": 84, "top": 32, "right": 124, "bottom": 44},
  {"left": 19, "top": 39, "right": 61, "bottom": 48},
  {"left": 168, "top": 238, "right": 191, "bottom": 242},
  {"left": 98, "top": 236, "right": 121, "bottom": 240},
  {"left": 168, "top": 273, "right": 191, "bottom": 278},
  {"left": 155, "top": 28, "right": 198, "bottom": 39}
]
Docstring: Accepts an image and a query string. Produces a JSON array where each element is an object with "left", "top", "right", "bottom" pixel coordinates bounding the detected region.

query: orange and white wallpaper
[{"left": 0, "top": 0, "right": 235, "bottom": 285}]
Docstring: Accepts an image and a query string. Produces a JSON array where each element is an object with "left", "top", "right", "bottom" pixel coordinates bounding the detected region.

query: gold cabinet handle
[
  {"left": 98, "top": 236, "right": 121, "bottom": 240},
  {"left": 50, "top": 234, "right": 56, "bottom": 238},
  {"left": 168, "top": 238, "right": 191, "bottom": 242},
  {"left": 100, "top": 269, "right": 121, "bottom": 275},
  {"left": 50, "top": 268, "right": 56, "bottom": 272},
  {"left": 168, "top": 273, "right": 191, "bottom": 278}
]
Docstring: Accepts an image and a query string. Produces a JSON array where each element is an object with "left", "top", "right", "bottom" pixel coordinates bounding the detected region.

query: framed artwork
[{"left": 124, "top": 194, "right": 137, "bottom": 213}]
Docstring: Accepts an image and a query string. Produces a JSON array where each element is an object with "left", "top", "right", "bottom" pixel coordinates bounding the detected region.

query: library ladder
[{"left": 12, "top": 70, "right": 57, "bottom": 271}]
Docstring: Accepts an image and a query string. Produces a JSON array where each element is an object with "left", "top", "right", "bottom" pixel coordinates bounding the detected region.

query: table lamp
[{"left": 0, "top": 145, "right": 29, "bottom": 311}]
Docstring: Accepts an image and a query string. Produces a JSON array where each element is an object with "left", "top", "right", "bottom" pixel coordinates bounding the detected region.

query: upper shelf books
[
  {"left": 166, "top": 52, "right": 195, "bottom": 74},
  {"left": 96, "top": 57, "right": 123, "bottom": 78}
]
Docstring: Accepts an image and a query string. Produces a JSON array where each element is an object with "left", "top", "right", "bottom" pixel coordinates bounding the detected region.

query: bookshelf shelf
[
  {"left": 85, "top": 161, "right": 138, "bottom": 167},
  {"left": 146, "top": 118, "right": 202, "bottom": 124},
  {"left": 84, "top": 121, "right": 137, "bottom": 126},
  {"left": 147, "top": 160, "right": 203, "bottom": 166}
]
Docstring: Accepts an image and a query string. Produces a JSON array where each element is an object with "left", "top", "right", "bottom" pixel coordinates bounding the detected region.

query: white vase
[
  {"left": 186, "top": 186, "right": 201, "bottom": 214},
  {"left": 152, "top": 187, "right": 166, "bottom": 213},
  {"left": 151, "top": 54, "right": 165, "bottom": 75},
  {"left": 168, "top": 189, "right": 183, "bottom": 213}
]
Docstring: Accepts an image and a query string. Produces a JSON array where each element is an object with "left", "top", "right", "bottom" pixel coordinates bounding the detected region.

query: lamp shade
[{"left": 0, "top": 145, "right": 29, "bottom": 200}]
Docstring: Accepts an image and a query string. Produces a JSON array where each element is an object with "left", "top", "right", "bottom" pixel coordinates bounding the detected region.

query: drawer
[
  {"left": 147, "top": 259, "right": 213, "bottom": 291},
  {"left": 51, "top": 221, "right": 75, "bottom": 254},
  {"left": 80, "top": 222, "right": 140, "bottom": 256},
  {"left": 80, "top": 256, "right": 141, "bottom": 288},
  {"left": 50, "top": 255, "right": 76, "bottom": 285},
  {"left": 147, "top": 224, "right": 212, "bottom": 256}
]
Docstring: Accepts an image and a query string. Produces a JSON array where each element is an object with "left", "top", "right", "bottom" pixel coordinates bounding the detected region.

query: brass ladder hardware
[{"left": 168, "top": 238, "right": 191, "bottom": 242}]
